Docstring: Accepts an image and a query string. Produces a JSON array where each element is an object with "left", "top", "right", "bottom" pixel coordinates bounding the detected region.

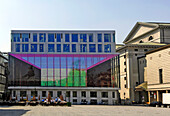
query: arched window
[
  {"left": 139, "top": 40, "right": 143, "bottom": 43},
  {"left": 148, "top": 36, "right": 153, "bottom": 41}
]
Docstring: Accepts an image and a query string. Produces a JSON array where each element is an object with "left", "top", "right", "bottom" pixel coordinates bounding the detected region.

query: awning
[{"left": 135, "top": 82, "right": 147, "bottom": 91}]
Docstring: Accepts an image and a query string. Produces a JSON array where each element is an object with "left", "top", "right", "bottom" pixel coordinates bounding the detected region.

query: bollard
[
  {"left": 161, "top": 105, "right": 164, "bottom": 108},
  {"left": 167, "top": 105, "right": 170, "bottom": 108},
  {"left": 156, "top": 105, "right": 159, "bottom": 107}
]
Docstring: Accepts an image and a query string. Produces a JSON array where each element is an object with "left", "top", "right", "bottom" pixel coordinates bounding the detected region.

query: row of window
[
  {"left": 12, "top": 33, "right": 115, "bottom": 43},
  {"left": 15, "top": 91, "right": 115, "bottom": 98},
  {"left": 15, "top": 44, "right": 111, "bottom": 53}
]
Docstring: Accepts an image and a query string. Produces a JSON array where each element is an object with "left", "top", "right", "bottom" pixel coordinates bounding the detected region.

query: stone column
[
  {"left": 148, "top": 91, "right": 150, "bottom": 104},
  {"left": 156, "top": 91, "right": 159, "bottom": 102}
]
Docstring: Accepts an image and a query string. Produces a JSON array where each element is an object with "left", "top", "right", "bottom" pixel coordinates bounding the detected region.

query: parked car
[{"left": 149, "top": 101, "right": 162, "bottom": 107}]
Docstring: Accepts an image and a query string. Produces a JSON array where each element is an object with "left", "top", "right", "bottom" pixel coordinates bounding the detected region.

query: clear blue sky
[{"left": 0, "top": 0, "right": 170, "bottom": 52}]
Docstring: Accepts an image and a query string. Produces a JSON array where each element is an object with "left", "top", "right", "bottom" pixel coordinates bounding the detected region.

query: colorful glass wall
[{"left": 9, "top": 54, "right": 117, "bottom": 87}]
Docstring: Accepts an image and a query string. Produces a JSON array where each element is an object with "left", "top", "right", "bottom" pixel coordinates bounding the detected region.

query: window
[
  {"left": 63, "top": 44, "right": 70, "bottom": 52},
  {"left": 22, "top": 33, "right": 29, "bottom": 42},
  {"left": 42, "top": 91, "right": 46, "bottom": 97},
  {"left": 33, "top": 33, "right": 37, "bottom": 42},
  {"left": 80, "top": 34, "right": 87, "bottom": 42},
  {"left": 80, "top": 44, "right": 87, "bottom": 52},
  {"left": 113, "top": 34, "right": 115, "bottom": 42},
  {"left": 48, "top": 44, "right": 55, "bottom": 52},
  {"left": 20, "top": 91, "right": 26, "bottom": 97},
  {"left": 124, "top": 84, "right": 127, "bottom": 88},
  {"left": 112, "top": 92, "right": 115, "bottom": 98},
  {"left": 124, "top": 61, "right": 126, "bottom": 65},
  {"left": 98, "top": 44, "right": 102, "bottom": 52},
  {"left": 98, "top": 34, "right": 102, "bottom": 42},
  {"left": 104, "top": 34, "right": 111, "bottom": 42},
  {"left": 134, "top": 49, "right": 138, "bottom": 51},
  {"left": 135, "top": 54, "right": 137, "bottom": 56},
  {"left": 31, "top": 44, "right": 37, "bottom": 52},
  {"left": 66, "top": 91, "right": 70, "bottom": 97},
  {"left": 13, "top": 91, "right": 16, "bottom": 97},
  {"left": 149, "top": 36, "right": 153, "bottom": 41},
  {"left": 139, "top": 40, "right": 143, "bottom": 43},
  {"left": 57, "top": 34, "right": 62, "bottom": 42},
  {"left": 72, "top": 34, "right": 78, "bottom": 42},
  {"left": 124, "top": 68, "right": 126, "bottom": 72},
  {"left": 48, "top": 33, "right": 54, "bottom": 42},
  {"left": 72, "top": 44, "right": 76, "bottom": 52},
  {"left": 73, "top": 99, "right": 77, "bottom": 103},
  {"left": 22, "top": 44, "right": 29, "bottom": 52},
  {"left": 57, "top": 91, "right": 62, "bottom": 97},
  {"left": 144, "top": 49, "right": 148, "bottom": 52},
  {"left": 124, "top": 55, "right": 126, "bottom": 58},
  {"left": 39, "top": 33, "right": 46, "bottom": 42},
  {"left": 57, "top": 44, "right": 61, "bottom": 52},
  {"left": 73, "top": 91, "right": 77, "bottom": 97},
  {"left": 90, "top": 91, "right": 97, "bottom": 98},
  {"left": 39, "top": 44, "right": 44, "bottom": 52},
  {"left": 159, "top": 69, "right": 163, "bottom": 84},
  {"left": 89, "top": 44, "right": 96, "bottom": 52},
  {"left": 101, "top": 92, "right": 108, "bottom": 98},
  {"left": 31, "top": 91, "right": 37, "bottom": 97},
  {"left": 124, "top": 77, "right": 126, "bottom": 80},
  {"left": 81, "top": 91, "right": 86, "bottom": 97},
  {"left": 16, "top": 44, "right": 20, "bottom": 52},
  {"left": 49, "top": 91, "right": 53, "bottom": 97},
  {"left": 65, "top": 34, "right": 70, "bottom": 42},
  {"left": 89, "top": 34, "right": 93, "bottom": 42},
  {"left": 104, "top": 44, "right": 111, "bottom": 53},
  {"left": 12, "top": 33, "right": 20, "bottom": 42}
]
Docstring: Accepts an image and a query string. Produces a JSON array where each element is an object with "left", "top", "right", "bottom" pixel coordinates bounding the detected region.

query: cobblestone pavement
[{"left": 0, "top": 105, "right": 170, "bottom": 116}]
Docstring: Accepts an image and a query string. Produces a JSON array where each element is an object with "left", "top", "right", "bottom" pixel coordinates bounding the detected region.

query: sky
[{"left": 0, "top": 0, "right": 170, "bottom": 52}]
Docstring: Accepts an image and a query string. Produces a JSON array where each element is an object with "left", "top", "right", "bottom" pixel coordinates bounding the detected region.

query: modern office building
[
  {"left": 0, "top": 52, "right": 8, "bottom": 100},
  {"left": 8, "top": 30, "right": 119, "bottom": 104}
]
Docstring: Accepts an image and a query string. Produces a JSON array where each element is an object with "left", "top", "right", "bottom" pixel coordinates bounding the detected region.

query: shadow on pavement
[{"left": 0, "top": 109, "right": 30, "bottom": 116}]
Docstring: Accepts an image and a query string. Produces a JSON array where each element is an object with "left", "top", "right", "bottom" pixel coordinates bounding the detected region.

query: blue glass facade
[
  {"left": 89, "top": 44, "right": 96, "bottom": 52},
  {"left": 98, "top": 34, "right": 102, "bottom": 42},
  {"left": 72, "top": 34, "right": 78, "bottom": 42},
  {"left": 22, "top": 44, "right": 29, "bottom": 52},
  {"left": 63, "top": 44, "right": 70, "bottom": 52},
  {"left": 98, "top": 44, "right": 102, "bottom": 52},
  {"left": 104, "top": 44, "right": 111, "bottom": 53},
  {"left": 39, "top": 44, "right": 44, "bottom": 52},
  {"left": 104, "top": 34, "right": 111, "bottom": 42},
  {"left": 48, "top": 33, "right": 55, "bottom": 42},
  {"left": 72, "top": 44, "right": 76, "bottom": 52},
  {"left": 39, "top": 33, "right": 46, "bottom": 42},
  {"left": 80, "top": 44, "right": 87, "bottom": 52},
  {"left": 22, "top": 33, "right": 29, "bottom": 42},
  {"left": 12, "top": 33, "right": 20, "bottom": 42},
  {"left": 48, "top": 44, "right": 55, "bottom": 52},
  {"left": 57, "top": 34, "right": 61, "bottom": 42},
  {"left": 89, "top": 34, "right": 93, "bottom": 42},
  {"left": 31, "top": 44, "right": 37, "bottom": 52},
  {"left": 33, "top": 33, "right": 37, "bottom": 42},
  {"left": 80, "top": 34, "right": 87, "bottom": 42},
  {"left": 57, "top": 44, "right": 61, "bottom": 52},
  {"left": 15, "top": 44, "right": 20, "bottom": 52},
  {"left": 65, "top": 34, "right": 70, "bottom": 42}
]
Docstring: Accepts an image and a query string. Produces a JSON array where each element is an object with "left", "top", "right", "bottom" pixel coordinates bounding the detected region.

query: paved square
[{"left": 0, "top": 105, "right": 170, "bottom": 116}]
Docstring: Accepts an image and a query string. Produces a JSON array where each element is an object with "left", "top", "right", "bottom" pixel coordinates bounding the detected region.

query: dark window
[
  {"left": 98, "top": 44, "right": 102, "bottom": 52},
  {"left": 113, "top": 34, "right": 115, "bottom": 42},
  {"left": 144, "top": 49, "right": 148, "bottom": 52},
  {"left": 159, "top": 69, "right": 163, "bottom": 84},
  {"left": 124, "top": 84, "right": 127, "bottom": 88},
  {"left": 72, "top": 44, "right": 76, "bottom": 52},
  {"left": 80, "top": 34, "right": 87, "bottom": 42},
  {"left": 22, "top": 44, "right": 29, "bottom": 52},
  {"left": 124, "top": 77, "right": 126, "bottom": 80},
  {"left": 73, "top": 99, "right": 77, "bottom": 102},
  {"left": 73, "top": 91, "right": 77, "bottom": 97},
  {"left": 39, "top": 33, "right": 46, "bottom": 42},
  {"left": 39, "top": 44, "right": 44, "bottom": 52},
  {"left": 124, "top": 68, "right": 126, "bottom": 72},
  {"left": 89, "top": 34, "right": 93, "bottom": 42},
  {"left": 104, "top": 34, "right": 111, "bottom": 42},
  {"left": 16, "top": 44, "right": 20, "bottom": 52},
  {"left": 12, "top": 33, "right": 20, "bottom": 42},
  {"left": 72, "top": 34, "right": 78, "bottom": 42},
  {"left": 81, "top": 91, "right": 86, "bottom": 97},
  {"left": 65, "top": 34, "right": 70, "bottom": 42},
  {"left": 124, "top": 55, "right": 126, "bottom": 58},
  {"left": 124, "top": 61, "right": 126, "bottom": 65},
  {"left": 101, "top": 92, "right": 108, "bottom": 98},
  {"left": 57, "top": 34, "right": 61, "bottom": 42},
  {"left": 136, "top": 82, "right": 138, "bottom": 85},
  {"left": 48, "top": 44, "right": 55, "bottom": 52},
  {"left": 31, "top": 91, "right": 37, "bottom": 97},
  {"left": 42, "top": 91, "right": 46, "bottom": 97},
  {"left": 20, "top": 91, "right": 26, "bottom": 97},
  {"left": 49, "top": 91, "right": 53, "bottom": 97},
  {"left": 57, "top": 91, "right": 62, "bottom": 97},
  {"left": 22, "top": 33, "right": 29, "bottom": 42},
  {"left": 13, "top": 91, "right": 16, "bottom": 97},
  {"left": 139, "top": 40, "right": 143, "bottom": 43},
  {"left": 98, "top": 34, "right": 102, "bottom": 42},
  {"left": 134, "top": 49, "right": 138, "bottom": 51},
  {"left": 90, "top": 91, "right": 97, "bottom": 98},
  {"left": 112, "top": 92, "right": 115, "bottom": 98},
  {"left": 66, "top": 91, "right": 70, "bottom": 97},
  {"left": 63, "top": 44, "right": 70, "bottom": 52},
  {"left": 33, "top": 33, "right": 37, "bottom": 42},
  {"left": 104, "top": 44, "right": 111, "bottom": 53},
  {"left": 149, "top": 36, "right": 153, "bottom": 41},
  {"left": 89, "top": 44, "right": 96, "bottom": 52},
  {"left": 48, "top": 33, "right": 55, "bottom": 42},
  {"left": 135, "top": 54, "right": 137, "bottom": 56},
  {"left": 57, "top": 44, "right": 61, "bottom": 52},
  {"left": 80, "top": 44, "right": 87, "bottom": 52},
  {"left": 31, "top": 44, "right": 37, "bottom": 52}
]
